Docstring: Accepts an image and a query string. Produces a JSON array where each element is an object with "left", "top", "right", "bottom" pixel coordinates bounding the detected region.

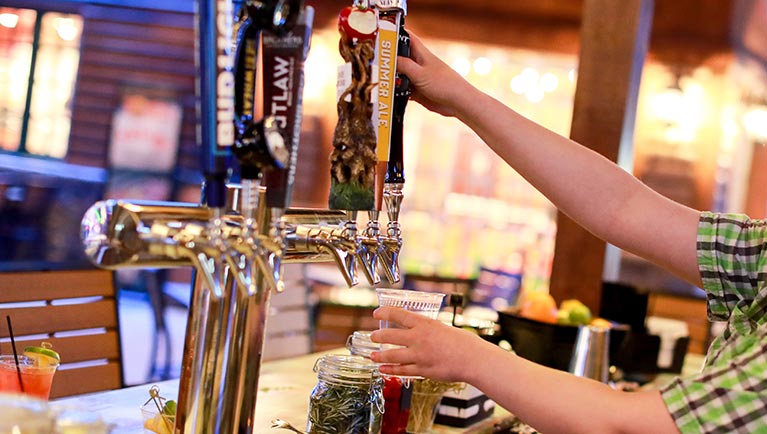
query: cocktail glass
[
  {"left": 0, "top": 355, "right": 58, "bottom": 400},
  {"left": 141, "top": 402, "right": 176, "bottom": 434}
]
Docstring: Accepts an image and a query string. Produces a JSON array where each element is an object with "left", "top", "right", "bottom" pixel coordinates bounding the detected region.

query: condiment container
[
  {"left": 307, "top": 355, "right": 384, "bottom": 434},
  {"left": 347, "top": 331, "right": 412, "bottom": 434}
]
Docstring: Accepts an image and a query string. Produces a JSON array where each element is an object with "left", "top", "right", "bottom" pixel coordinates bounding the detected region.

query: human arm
[
  {"left": 370, "top": 307, "right": 679, "bottom": 434},
  {"left": 398, "top": 33, "right": 702, "bottom": 287}
]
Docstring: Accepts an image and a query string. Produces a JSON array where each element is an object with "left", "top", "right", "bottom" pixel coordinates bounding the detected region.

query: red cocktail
[{"left": 0, "top": 355, "right": 58, "bottom": 400}]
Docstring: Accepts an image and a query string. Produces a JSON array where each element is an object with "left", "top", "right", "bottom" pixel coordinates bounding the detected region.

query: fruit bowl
[{"left": 496, "top": 309, "right": 628, "bottom": 372}]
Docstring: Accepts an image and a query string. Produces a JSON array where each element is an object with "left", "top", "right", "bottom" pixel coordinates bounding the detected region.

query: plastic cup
[
  {"left": 0, "top": 392, "right": 54, "bottom": 434},
  {"left": 376, "top": 289, "right": 446, "bottom": 360},
  {"left": 406, "top": 378, "right": 462, "bottom": 434},
  {"left": 141, "top": 403, "right": 176, "bottom": 434},
  {"left": 0, "top": 355, "right": 58, "bottom": 400},
  {"left": 376, "top": 289, "right": 445, "bottom": 330}
]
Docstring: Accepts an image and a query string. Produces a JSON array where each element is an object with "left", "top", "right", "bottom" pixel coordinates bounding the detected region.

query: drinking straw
[{"left": 6, "top": 315, "right": 25, "bottom": 393}]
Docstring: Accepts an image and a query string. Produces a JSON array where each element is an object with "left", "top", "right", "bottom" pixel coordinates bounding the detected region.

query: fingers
[
  {"left": 407, "top": 32, "right": 429, "bottom": 64},
  {"left": 370, "top": 327, "right": 411, "bottom": 346},
  {"left": 373, "top": 306, "right": 426, "bottom": 329},
  {"left": 378, "top": 363, "right": 421, "bottom": 377},
  {"left": 370, "top": 346, "right": 411, "bottom": 364},
  {"left": 396, "top": 56, "right": 419, "bottom": 77}
]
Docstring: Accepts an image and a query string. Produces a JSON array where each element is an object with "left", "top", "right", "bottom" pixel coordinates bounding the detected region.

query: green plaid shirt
[{"left": 661, "top": 212, "right": 767, "bottom": 433}]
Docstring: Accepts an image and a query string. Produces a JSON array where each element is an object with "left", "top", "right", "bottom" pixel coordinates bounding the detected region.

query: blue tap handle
[{"left": 197, "top": 0, "right": 235, "bottom": 208}]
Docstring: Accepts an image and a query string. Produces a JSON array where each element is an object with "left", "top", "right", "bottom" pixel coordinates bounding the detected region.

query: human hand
[
  {"left": 397, "top": 33, "right": 475, "bottom": 118},
  {"left": 369, "top": 306, "right": 487, "bottom": 382}
]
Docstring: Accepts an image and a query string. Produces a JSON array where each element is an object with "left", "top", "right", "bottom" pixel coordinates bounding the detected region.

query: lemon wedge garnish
[{"left": 23, "top": 342, "right": 60, "bottom": 367}]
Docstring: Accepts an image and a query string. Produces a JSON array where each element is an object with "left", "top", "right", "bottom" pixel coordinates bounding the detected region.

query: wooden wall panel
[{"left": 66, "top": 5, "right": 197, "bottom": 171}]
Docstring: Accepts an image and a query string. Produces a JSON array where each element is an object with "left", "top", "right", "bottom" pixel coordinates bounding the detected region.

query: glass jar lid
[
  {"left": 313, "top": 354, "right": 380, "bottom": 385},
  {"left": 346, "top": 330, "right": 381, "bottom": 359}
]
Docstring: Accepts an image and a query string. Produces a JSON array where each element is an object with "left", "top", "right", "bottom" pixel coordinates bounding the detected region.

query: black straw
[{"left": 6, "top": 315, "right": 25, "bottom": 393}]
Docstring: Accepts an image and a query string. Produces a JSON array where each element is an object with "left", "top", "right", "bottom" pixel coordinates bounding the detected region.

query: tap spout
[{"left": 359, "top": 211, "right": 382, "bottom": 285}]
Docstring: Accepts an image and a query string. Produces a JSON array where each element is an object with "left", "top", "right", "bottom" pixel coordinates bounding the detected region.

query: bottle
[
  {"left": 307, "top": 354, "right": 384, "bottom": 434},
  {"left": 347, "top": 331, "right": 413, "bottom": 434}
]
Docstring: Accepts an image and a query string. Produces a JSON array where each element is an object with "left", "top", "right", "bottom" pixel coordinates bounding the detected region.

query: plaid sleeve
[
  {"left": 698, "top": 212, "right": 767, "bottom": 322},
  {"left": 660, "top": 327, "right": 767, "bottom": 433},
  {"left": 662, "top": 212, "right": 767, "bottom": 433}
]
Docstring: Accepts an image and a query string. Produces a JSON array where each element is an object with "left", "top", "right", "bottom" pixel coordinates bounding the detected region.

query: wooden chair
[{"left": 0, "top": 268, "right": 123, "bottom": 399}]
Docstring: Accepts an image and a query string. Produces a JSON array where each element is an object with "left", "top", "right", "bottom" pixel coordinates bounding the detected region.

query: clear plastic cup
[
  {"left": 376, "top": 289, "right": 445, "bottom": 330},
  {"left": 141, "top": 403, "right": 175, "bottom": 434},
  {"left": 376, "top": 289, "right": 446, "bottom": 356},
  {"left": 406, "top": 379, "right": 464, "bottom": 434},
  {"left": 0, "top": 392, "right": 54, "bottom": 434},
  {"left": 0, "top": 355, "right": 58, "bottom": 400}
]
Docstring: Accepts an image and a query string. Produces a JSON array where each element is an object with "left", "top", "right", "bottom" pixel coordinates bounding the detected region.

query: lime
[
  {"left": 162, "top": 400, "right": 177, "bottom": 416},
  {"left": 568, "top": 304, "right": 592, "bottom": 326},
  {"left": 23, "top": 342, "right": 60, "bottom": 367}
]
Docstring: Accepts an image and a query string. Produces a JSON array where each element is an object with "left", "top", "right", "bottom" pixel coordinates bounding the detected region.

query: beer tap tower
[{"left": 79, "top": 0, "right": 411, "bottom": 433}]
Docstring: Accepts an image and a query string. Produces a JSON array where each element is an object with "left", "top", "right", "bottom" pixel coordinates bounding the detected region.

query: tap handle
[
  {"left": 233, "top": 13, "right": 259, "bottom": 129},
  {"left": 385, "top": 20, "right": 410, "bottom": 185},
  {"left": 375, "top": 0, "right": 407, "bottom": 14},
  {"left": 233, "top": 116, "right": 290, "bottom": 180},
  {"left": 262, "top": 5, "right": 314, "bottom": 209},
  {"left": 197, "top": 0, "right": 235, "bottom": 208},
  {"left": 245, "top": 0, "right": 303, "bottom": 34}
]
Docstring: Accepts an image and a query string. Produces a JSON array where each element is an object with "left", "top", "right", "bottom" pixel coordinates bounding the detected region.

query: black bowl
[{"left": 496, "top": 310, "right": 628, "bottom": 372}]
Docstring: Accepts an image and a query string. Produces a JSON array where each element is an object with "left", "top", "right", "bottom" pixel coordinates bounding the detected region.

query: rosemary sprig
[{"left": 308, "top": 380, "right": 383, "bottom": 434}]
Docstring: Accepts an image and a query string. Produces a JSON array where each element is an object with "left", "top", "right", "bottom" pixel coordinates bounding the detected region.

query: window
[{"left": 0, "top": 7, "right": 82, "bottom": 158}]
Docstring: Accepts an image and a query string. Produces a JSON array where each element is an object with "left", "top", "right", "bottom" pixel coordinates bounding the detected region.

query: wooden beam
[
  {"left": 548, "top": 0, "right": 654, "bottom": 312},
  {"left": 745, "top": 142, "right": 767, "bottom": 219}
]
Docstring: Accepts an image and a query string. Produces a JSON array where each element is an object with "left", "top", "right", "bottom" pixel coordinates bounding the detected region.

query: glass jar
[
  {"left": 347, "top": 331, "right": 413, "bottom": 434},
  {"left": 307, "top": 355, "right": 384, "bottom": 434}
]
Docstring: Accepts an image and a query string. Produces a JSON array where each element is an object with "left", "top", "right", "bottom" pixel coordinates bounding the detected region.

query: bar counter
[
  {"left": 51, "top": 349, "right": 512, "bottom": 434},
  {"left": 51, "top": 348, "right": 705, "bottom": 434}
]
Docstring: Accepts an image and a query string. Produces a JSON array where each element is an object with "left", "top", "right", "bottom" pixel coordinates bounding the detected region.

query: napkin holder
[{"left": 435, "top": 384, "right": 495, "bottom": 427}]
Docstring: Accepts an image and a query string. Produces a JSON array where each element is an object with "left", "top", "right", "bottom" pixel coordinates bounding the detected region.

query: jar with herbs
[
  {"left": 347, "top": 331, "right": 413, "bottom": 434},
  {"left": 307, "top": 354, "right": 384, "bottom": 434}
]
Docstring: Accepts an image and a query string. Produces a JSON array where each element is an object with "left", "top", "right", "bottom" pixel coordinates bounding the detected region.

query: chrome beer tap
[
  {"left": 79, "top": 1, "right": 407, "bottom": 433},
  {"left": 359, "top": 209, "right": 383, "bottom": 284}
]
